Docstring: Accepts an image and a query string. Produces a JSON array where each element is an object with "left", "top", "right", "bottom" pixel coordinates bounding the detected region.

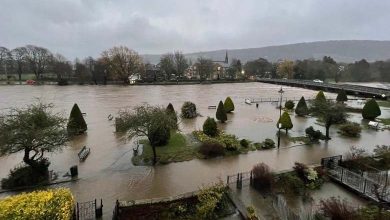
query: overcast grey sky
[{"left": 1, "top": 0, "right": 389, "bottom": 59}]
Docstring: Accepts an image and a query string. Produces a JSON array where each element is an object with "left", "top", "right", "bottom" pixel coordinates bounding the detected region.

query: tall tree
[
  {"left": 216, "top": 101, "right": 227, "bottom": 123},
  {"left": 11, "top": 47, "right": 27, "bottom": 83},
  {"left": 350, "top": 59, "right": 370, "bottom": 82},
  {"left": 195, "top": 57, "right": 214, "bottom": 81},
  {"left": 315, "top": 101, "right": 347, "bottom": 139},
  {"left": 0, "top": 47, "right": 11, "bottom": 79},
  {"left": 0, "top": 103, "right": 68, "bottom": 173},
  {"left": 115, "top": 105, "right": 177, "bottom": 165},
  {"left": 277, "top": 60, "right": 294, "bottom": 79},
  {"left": 244, "top": 58, "right": 272, "bottom": 77},
  {"left": 174, "top": 51, "right": 188, "bottom": 79},
  {"left": 159, "top": 53, "right": 176, "bottom": 80},
  {"left": 52, "top": 54, "right": 72, "bottom": 83},
  {"left": 25, "top": 45, "right": 53, "bottom": 81},
  {"left": 101, "top": 46, "right": 144, "bottom": 84}
]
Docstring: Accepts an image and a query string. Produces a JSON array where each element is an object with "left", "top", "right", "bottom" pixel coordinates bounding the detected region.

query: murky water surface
[{"left": 0, "top": 83, "right": 389, "bottom": 216}]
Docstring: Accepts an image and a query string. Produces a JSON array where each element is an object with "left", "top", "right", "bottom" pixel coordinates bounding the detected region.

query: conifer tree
[
  {"left": 67, "top": 103, "right": 87, "bottom": 135},
  {"left": 336, "top": 90, "right": 348, "bottom": 103},
  {"left": 216, "top": 101, "right": 227, "bottom": 123},
  {"left": 203, "top": 117, "right": 218, "bottom": 137},
  {"left": 362, "top": 99, "right": 381, "bottom": 120},
  {"left": 295, "top": 96, "right": 309, "bottom": 116},
  {"left": 223, "top": 97, "right": 235, "bottom": 113},
  {"left": 277, "top": 111, "right": 293, "bottom": 133}
]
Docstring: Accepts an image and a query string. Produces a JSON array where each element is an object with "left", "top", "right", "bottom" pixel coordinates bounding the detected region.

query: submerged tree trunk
[
  {"left": 152, "top": 145, "right": 157, "bottom": 165},
  {"left": 325, "top": 124, "right": 331, "bottom": 140}
]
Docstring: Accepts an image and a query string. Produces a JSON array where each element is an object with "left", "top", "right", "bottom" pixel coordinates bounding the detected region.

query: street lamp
[{"left": 277, "top": 87, "right": 284, "bottom": 148}]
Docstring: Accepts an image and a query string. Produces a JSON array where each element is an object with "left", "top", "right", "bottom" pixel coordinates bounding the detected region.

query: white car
[{"left": 313, "top": 79, "right": 323, "bottom": 83}]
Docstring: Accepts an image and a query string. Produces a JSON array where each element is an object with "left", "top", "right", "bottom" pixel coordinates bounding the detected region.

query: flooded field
[{"left": 0, "top": 82, "right": 389, "bottom": 217}]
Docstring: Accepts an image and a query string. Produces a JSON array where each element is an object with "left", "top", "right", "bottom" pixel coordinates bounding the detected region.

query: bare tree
[
  {"left": 195, "top": 57, "right": 214, "bottom": 81},
  {"left": 11, "top": 47, "right": 27, "bottom": 83},
  {"left": 25, "top": 45, "right": 53, "bottom": 81},
  {"left": 0, "top": 47, "right": 11, "bottom": 79},
  {"left": 159, "top": 53, "right": 176, "bottom": 80},
  {"left": 52, "top": 54, "right": 72, "bottom": 83},
  {"left": 174, "top": 51, "right": 188, "bottom": 79},
  {"left": 101, "top": 46, "right": 144, "bottom": 84}
]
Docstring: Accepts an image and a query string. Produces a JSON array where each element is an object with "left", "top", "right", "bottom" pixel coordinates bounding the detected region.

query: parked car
[{"left": 313, "top": 79, "right": 323, "bottom": 83}]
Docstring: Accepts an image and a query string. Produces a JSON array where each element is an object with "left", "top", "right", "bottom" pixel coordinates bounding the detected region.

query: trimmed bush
[
  {"left": 305, "top": 126, "right": 324, "bottom": 141},
  {"left": 166, "top": 103, "right": 178, "bottom": 129},
  {"left": 336, "top": 90, "right": 348, "bottom": 103},
  {"left": 67, "top": 103, "right": 87, "bottom": 135},
  {"left": 1, "top": 158, "right": 50, "bottom": 189},
  {"left": 262, "top": 138, "right": 275, "bottom": 149},
  {"left": 277, "top": 111, "right": 293, "bottom": 133},
  {"left": 199, "top": 142, "right": 225, "bottom": 158},
  {"left": 223, "top": 97, "right": 235, "bottom": 113},
  {"left": 339, "top": 122, "right": 362, "bottom": 137},
  {"left": 216, "top": 101, "right": 227, "bottom": 123},
  {"left": 295, "top": 96, "right": 309, "bottom": 116},
  {"left": 315, "top": 90, "right": 326, "bottom": 102},
  {"left": 181, "top": 101, "right": 197, "bottom": 118},
  {"left": 252, "top": 163, "right": 273, "bottom": 191},
  {"left": 362, "top": 99, "right": 381, "bottom": 120},
  {"left": 285, "top": 100, "right": 295, "bottom": 110},
  {"left": 0, "top": 188, "right": 74, "bottom": 220},
  {"left": 240, "top": 139, "right": 249, "bottom": 148},
  {"left": 277, "top": 173, "right": 305, "bottom": 196},
  {"left": 203, "top": 117, "right": 218, "bottom": 137}
]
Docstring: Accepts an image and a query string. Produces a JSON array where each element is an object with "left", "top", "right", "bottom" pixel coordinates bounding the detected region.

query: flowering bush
[
  {"left": 306, "top": 167, "right": 318, "bottom": 181},
  {"left": 193, "top": 131, "right": 240, "bottom": 151},
  {"left": 0, "top": 188, "right": 74, "bottom": 220}
]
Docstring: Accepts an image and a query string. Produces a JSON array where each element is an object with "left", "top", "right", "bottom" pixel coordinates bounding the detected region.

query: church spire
[{"left": 225, "top": 50, "right": 228, "bottom": 64}]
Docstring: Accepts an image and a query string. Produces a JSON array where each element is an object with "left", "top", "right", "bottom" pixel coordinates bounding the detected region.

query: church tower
[{"left": 224, "top": 51, "right": 229, "bottom": 64}]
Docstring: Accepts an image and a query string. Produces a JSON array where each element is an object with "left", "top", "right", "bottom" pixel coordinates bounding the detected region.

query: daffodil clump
[{"left": 0, "top": 188, "right": 74, "bottom": 220}]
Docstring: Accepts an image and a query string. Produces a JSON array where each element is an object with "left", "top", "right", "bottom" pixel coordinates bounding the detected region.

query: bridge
[{"left": 257, "top": 78, "right": 390, "bottom": 100}]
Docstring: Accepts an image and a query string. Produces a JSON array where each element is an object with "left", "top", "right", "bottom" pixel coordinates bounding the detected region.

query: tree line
[{"left": 1, "top": 45, "right": 389, "bottom": 84}]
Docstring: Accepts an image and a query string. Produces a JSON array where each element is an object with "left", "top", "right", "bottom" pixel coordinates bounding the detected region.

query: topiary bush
[
  {"left": 339, "top": 122, "right": 362, "bottom": 137},
  {"left": 305, "top": 126, "right": 324, "bottom": 142},
  {"left": 277, "top": 111, "right": 293, "bottom": 133},
  {"left": 203, "top": 117, "right": 218, "bottom": 137},
  {"left": 262, "top": 138, "right": 275, "bottom": 149},
  {"left": 181, "top": 101, "right": 198, "bottom": 118},
  {"left": 295, "top": 96, "right": 309, "bottom": 116},
  {"left": 166, "top": 103, "right": 178, "bottom": 129},
  {"left": 285, "top": 100, "right": 295, "bottom": 110},
  {"left": 216, "top": 101, "right": 227, "bottom": 123},
  {"left": 0, "top": 188, "right": 74, "bottom": 220},
  {"left": 240, "top": 139, "right": 249, "bottom": 148},
  {"left": 336, "top": 90, "right": 348, "bottom": 103},
  {"left": 67, "top": 103, "right": 87, "bottom": 135},
  {"left": 315, "top": 90, "right": 326, "bottom": 102},
  {"left": 252, "top": 163, "right": 274, "bottom": 191},
  {"left": 1, "top": 158, "right": 50, "bottom": 189},
  {"left": 362, "top": 99, "right": 381, "bottom": 120},
  {"left": 199, "top": 142, "right": 225, "bottom": 158},
  {"left": 223, "top": 97, "right": 235, "bottom": 113}
]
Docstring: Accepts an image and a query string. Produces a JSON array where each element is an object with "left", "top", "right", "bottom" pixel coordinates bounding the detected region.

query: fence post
[
  {"left": 227, "top": 176, "right": 229, "bottom": 185},
  {"left": 341, "top": 168, "right": 344, "bottom": 182},
  {"left": 250, "top": 171, "right": 253, "bottom": 186},
  {"left": 363, "top": 179, "right": 367, "bottom": 194}
]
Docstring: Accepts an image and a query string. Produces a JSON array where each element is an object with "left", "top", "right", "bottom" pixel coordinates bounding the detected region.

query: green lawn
[{"left": 132, "top": 132, "right": 199, "bottom": 165}]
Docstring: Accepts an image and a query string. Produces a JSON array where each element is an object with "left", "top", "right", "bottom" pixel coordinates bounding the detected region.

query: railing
[
  {"left": 76, "top": 199, "right": 103, "bottom": 220},
  {"left": 322, "top": 156, "right": 390, "bottom": 203}
]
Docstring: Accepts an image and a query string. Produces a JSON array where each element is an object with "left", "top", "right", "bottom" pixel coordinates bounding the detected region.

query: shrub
[
  {"left": 216, "top": 101, "right": 227, "bottom": 123},
  {"left": 1, "top": 159, "right": 50, "bottom": 189},
  {"left": 252, "top": 163, "right": 273, "bottom": 191},
  {"left": 293, "top": 162, "right": 308, "bottom": 182},
  {"left": 166, "top": 103, "right": 178, "bottom": 129},
  {"left": 224, "top": 97, "right": 235, "bottom": 113},
  {"left": 339, "top": 122, "right": 362, "bottom": 137},
  {"left": 203, "top": 117, "right": 218, "bottom": 137},
  {"left": 246, "top": 206, "right": 257, "bottom": 220},
  {"left": 219, "top": 134, "right": 240, "bottom": 151},
  {"left": 285, "top": 100, "right": 295, "bottom": 110},
  {"left": 262, "top": 138, "right": 275, "bottom": 149},
  {"left": 319, "top": 197, "right": 357, "bottom": 220},
  {"left": 362, "top": 99, "right": 381, "bottom": 120},
  {"left": 67, "top": 103, "right": 87, "bottom": 135},
  {"left": 305, "top": 126, "right": 324, "bottom": 141},
  {"left": 315, "top": 90, "right": 326, "bottom": 102},
  {"left": 277, "top": 111, "right": 293, "bottom": 133},
  {"left": 196, "top": 182, "right": 228, "bottom": 219},
  {"left": 0, "top": 188, "right": 74, "bottom": 220},
  {"left": 181, "top": 101, "right": 197, "bottom": 118},
  {"left": 199, "top": 142, "right": 225, "bottom": 158},
  {"left": 277, "top": 173, "right": 305, "bottom": 196},
  {"left": 295, "top": 96, "right": 309, "bottom": 116},
  {"left": 240, "top": 139, "right": 249, "bottom": 148},
  {"left": 336, "top": 90, "right": 348, "bottom": 103},
  {"left": 149, "top": 122, "right": 171, "bottom": 146}
]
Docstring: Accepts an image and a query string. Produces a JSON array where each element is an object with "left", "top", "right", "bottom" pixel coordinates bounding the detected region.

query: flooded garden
[{"left": 0, "top": 82, "right": 389, "bottom": 218}]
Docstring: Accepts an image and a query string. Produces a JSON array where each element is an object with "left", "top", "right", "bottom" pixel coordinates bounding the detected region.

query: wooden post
[
  {"left": 340, "top": 168, "right": 344, "bottom": 182},
  {"left": 250, "top": 171, "right": 253, "bottom": 186},
  {"left": 363, "top": 179, "right": 367, "bottom": 194},
  {"left": 227, "top": 176, "right": 229, "bottom": 185}
]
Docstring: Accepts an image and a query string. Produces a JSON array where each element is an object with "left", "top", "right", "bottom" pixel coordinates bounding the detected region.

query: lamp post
[{"left": 277, "top": 87, "right": 284, "bottom": 148}]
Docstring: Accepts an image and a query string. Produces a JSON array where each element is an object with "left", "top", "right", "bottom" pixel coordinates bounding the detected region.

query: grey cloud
[{"left": 0, "top": 0, "right": 389, "bottom": 60}]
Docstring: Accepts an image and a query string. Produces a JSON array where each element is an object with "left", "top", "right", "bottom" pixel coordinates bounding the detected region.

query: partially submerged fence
[{"left": 322, "top": 155, "right": 390, "bottom": 203}]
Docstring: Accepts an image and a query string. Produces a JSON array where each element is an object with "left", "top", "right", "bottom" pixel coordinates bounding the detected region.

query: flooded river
[{"left": 0, "top": 82, "right": 389, "bottom": 217}]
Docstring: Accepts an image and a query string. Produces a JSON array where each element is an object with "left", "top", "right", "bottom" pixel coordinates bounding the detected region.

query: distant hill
[{"left": 142, "top": 40, "right": 390, "bottom": 64}]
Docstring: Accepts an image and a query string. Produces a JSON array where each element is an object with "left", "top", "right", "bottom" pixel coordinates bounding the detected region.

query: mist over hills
[{"left": 143, "top": 40, "right": 390, "bottom": 64}]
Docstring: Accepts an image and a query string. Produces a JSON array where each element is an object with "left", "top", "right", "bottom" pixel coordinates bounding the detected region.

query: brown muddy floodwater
[{"left": 0, "top": 82, "right": 389, "bottom": 217}]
